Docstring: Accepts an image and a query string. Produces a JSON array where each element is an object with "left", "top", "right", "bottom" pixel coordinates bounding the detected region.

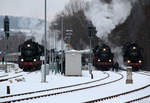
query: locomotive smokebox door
[{"left": 65, "top": 50, "right": 82, "bottom": 76}]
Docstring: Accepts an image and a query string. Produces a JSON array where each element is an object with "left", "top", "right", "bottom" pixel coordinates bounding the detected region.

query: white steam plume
[
  {"left": 85, "top": 0, "right": 135, "bottom": 41},
  {"left": 19, "top": 18, "right": 64, "bottom": 50},
  {"left": 111, "top": 46, "right": 126, "bottom": 69},
  {"left": 85, "top": 0, "right": 136, "bottom": 68},
  {"left": 19, "top": 17, "right": 44, "bottom": 44}
]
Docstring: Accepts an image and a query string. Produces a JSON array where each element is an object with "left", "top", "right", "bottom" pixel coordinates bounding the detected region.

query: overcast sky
[{"left": 0, "top": 0, "right": 70, "bottom": 21}]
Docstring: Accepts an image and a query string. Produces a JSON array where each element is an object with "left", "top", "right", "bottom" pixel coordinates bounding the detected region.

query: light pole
[
  {"left": 4, "top": 16, "right": 10, "bottom": 73},
  {"left": 42, "top": 0, "right": 47, "bottom": 83},
  {"left": 61, "top": 15, "right": 64, "bottom": 74},
  {"left": 50, "top": 23, "right": 59, "bottom": 74},
  {"left": 52, "top": 23, "right": 58, "bottom": 63},
  {"left": 88, "top": 21, "right": 97, "bottom": 79}
]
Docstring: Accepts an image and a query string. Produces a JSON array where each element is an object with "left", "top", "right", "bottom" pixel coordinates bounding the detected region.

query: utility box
[{"left": 65, "top": 50, "right": 82, "bottom": 76}]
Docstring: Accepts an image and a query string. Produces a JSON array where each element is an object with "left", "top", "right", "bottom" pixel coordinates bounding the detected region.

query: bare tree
[{"left": 50, "top": 0, "right": 98, "bottom": 50}]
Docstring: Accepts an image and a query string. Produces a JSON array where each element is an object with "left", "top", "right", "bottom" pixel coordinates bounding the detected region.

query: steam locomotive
[
  {"left": 18, "top": 39, "right": 44, "bottom": 71},
  {"left": 93, "top": 44, "right": 114, "bottom": 71},
  {"left": 123, "top": 42, "right": 143, "bottom": 71}
]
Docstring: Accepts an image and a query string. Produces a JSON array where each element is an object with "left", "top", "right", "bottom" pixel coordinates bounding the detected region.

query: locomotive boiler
[
  {"left": 93, "top": 44, "right": 114, "bottom": 71},
  {"left": 18, "top": 39, "right": 44, "bottom": 71},
  {"left": 123, "top": 42, "right": 143, "bottom": 71}
]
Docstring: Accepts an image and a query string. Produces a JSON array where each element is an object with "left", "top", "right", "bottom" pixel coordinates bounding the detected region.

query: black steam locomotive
[
  {"left": 18, "top": 39, "right": 44, "bottom": 71},
  {"left": 93, "top": 44, "right": 114, "bottom": 71},
  {"left": 123, "top": 42, "right": 143, "bottom": 71}
]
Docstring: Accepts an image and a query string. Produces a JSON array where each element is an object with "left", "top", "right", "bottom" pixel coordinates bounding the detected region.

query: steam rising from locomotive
[
  {"left": 85, "top": 0, "right": 136, "bottom": 68},
  {"left": 18, "top": 18, "right": 45, "bottom": 44},
  {"left": 85, "top": 0, "right": 135, "bottom": 41}
]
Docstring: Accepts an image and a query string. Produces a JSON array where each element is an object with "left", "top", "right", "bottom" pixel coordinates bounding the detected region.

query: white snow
[{"left": 0, "top": 63, "right": 150, "bottom": 103}]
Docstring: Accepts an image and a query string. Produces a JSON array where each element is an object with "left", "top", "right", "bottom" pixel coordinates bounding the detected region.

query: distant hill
[
  {"left": 0, "top": 16, "right": 44, "bottom": 38},
  {"left": 0, "top": 16, "right": 44, "bottom": 30}
]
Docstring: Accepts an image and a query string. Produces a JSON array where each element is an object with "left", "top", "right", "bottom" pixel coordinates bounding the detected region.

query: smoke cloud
[
  {"left": 18, "top": 17, "right": 45, "bottom": 44},
  {"left": 85, "top": 0, "right": 135, "bottom": 41},
  {"left": 85, "top": 0, "right": 136, "bottom": 68}
]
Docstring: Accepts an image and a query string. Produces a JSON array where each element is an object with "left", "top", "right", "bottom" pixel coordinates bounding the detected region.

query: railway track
[
  {"left": 0, "top": 71, "right": 24, "bottom": 82},
  {"left": 84, "top": 72, "right": 150, "bottom": 103},
  {"left": 0, "top": 71, "right": 22, "bottom": 79},
  {"left": 0, "top": 70, "right": 3, "bottom": 72},
  {"left": 125, "top": 95, "right": 150, "bottom": 103},
  {"left": 0, "top": 72, "right": 109, "bottom": 99},
  {"left": 0, "top": 72, "right": 123, "bottom": 103},
  {"left": 0, "top": 75, "right": 23, "bottom": 82},
  {"left": 0, "top": 74, "right": 9, "bottom": 78},
  {"left": 138, "top": 71, "right": 150, "bottom": 76},
  {"left": 124, "top": 72, "right": 150, "bottom": 103}
]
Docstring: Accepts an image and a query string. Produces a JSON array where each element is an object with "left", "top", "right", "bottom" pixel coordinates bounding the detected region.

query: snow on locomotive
[
  {"left": 123, "top": 42, "right": 143, "bottom": 71},
  {"left": 18, "top": 39, "right": 44, "bottom": 71},
  {"left": 93, "top": 44, "right": 114, "bottom": 71}
]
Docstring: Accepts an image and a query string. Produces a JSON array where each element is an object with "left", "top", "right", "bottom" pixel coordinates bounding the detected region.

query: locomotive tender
[
  {"left": 18, "top": 39, "right": 44, "bottom": 71},
  {"left": 93, "top": 44, "right": 114, "bottom": 71},
  {"left": 123, "top": 42, "right": 143, "bottom": 71}
]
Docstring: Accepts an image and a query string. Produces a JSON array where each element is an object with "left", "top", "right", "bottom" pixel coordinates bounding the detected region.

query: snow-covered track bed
[
  {"left": 125, "top": 95, "right": 150, "bottom": 103},
  {"left": 0, "top": 70, "right": 3, "bottom": 72},
  {"left": 0, "top": 71, "right": 24, "bottom": 82},
  {"left": 124, "top": 72, "right": 150, "bottom": 103},
  {"left": 0, "top": 72, "right": 124, "bottom": 103},
  {"left": 84, "top": 72, "right": 150, "bottom": 103},
  {"left": 138, "top": 71, "right": 150, "bottom": 76},
  {"left": 0, "top": 72, "right": 109, "bottom": 99},
  {"left": 0, "top": 74, "right": 9, "bottom": 78}
]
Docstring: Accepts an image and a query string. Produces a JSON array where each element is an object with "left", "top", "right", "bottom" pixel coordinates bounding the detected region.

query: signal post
[
  {"left": 4, "top": 16, "right": 10, "bottom": 73},
  {"left": 88, "top": 21, "right": 97, "bottom": 79}
]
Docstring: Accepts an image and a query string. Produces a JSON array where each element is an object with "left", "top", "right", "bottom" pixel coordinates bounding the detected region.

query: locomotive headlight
[
  {"left": 27, "top": 44, "right": 30, "bottom": 48},
  {"left": 127, "top": 60, "right": 131, "bottom": 64},
  {"left": 33, "top": 59, "right": 36, "bottom": 62},
  {"left": 133, "top": 46, "right": 136, "bottom": 50},
  {"left": 103, "top": 48, "right": 106, "bottom": 51},
  {"left": 21, "top": 59, "right": 24, "bottom": 62},
  {"left": 109, "top": 59, "right": 112, "bottom": 62},
  {"left": 139, "top": 60, "right": 142, "bottom": 64},
  {"left": 98, "top": 59, "right": 101, "bottom": 62}
]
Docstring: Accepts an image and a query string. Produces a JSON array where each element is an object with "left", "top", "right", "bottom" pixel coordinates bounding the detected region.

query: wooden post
[
  {"left": 126, "top": 66, "right": 133, "bottom": 84},
  {"left": 7, "top": 86, "right": 10, "bottom": 94}
]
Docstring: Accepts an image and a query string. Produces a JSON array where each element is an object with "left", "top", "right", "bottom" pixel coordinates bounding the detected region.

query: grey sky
[{"left": 0, "top": 0, "right": 70, "bottom": 20}]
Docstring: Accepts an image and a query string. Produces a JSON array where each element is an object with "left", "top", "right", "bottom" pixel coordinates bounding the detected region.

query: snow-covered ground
[{"left": 0, "top": 63, "right": 150, "bottom": 103}]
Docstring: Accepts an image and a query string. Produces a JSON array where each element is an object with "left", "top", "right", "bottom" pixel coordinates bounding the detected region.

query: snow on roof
[
  {"left": 66, "top": 50, "right": 81, "bottom": 53},
  {"left": 66, "top": 49, "right": 90, "bottom": 54}
]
